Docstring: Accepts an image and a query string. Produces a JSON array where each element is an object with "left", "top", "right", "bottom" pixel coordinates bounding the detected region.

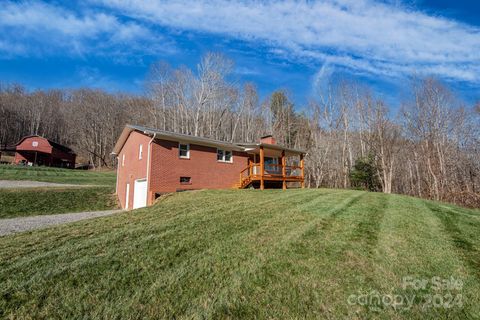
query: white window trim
[
  {"left": 139, "top": 144, "right": 143, "bottom": 160},
  {"left": 122, "top": 154, "right": 125, "bottom": 167},
  {"left": 217, "top": 148, "right": 233, "bottom": 163},
  {"left": 179, "top": 143, "right": 190, "bottom": 159}
]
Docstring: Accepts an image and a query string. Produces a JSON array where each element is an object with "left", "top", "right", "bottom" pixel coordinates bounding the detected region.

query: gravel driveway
[
  {"left": 0, "top": 209, "right": 122, "bottom": 236},
  {"left": 0, "top": 180, "right": 92, "bottom": 188}
]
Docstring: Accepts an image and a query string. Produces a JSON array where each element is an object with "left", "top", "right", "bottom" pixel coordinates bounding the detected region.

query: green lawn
[
  {"left": 0, "top": 189, "right": 479, "bottom": 319},
  {"left": 0, "top": 164, "right": 116, "bottom": 186},
  {"left": 0, "top": 187, "right": 118, "bottom": 218},
  {"left": 0, "top": 165, "right": 117, "bottom": 217}
]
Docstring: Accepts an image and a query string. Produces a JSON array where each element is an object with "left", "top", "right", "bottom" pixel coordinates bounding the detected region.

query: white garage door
[{"left": 133, "top": 179, "right": 147, "bottom": 209}]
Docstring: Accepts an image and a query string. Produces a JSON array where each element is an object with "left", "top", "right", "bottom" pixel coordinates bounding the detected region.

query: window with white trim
[
  {"left": 179, "top": 143, "right": 190, "bottom": 158},
  {"left": 139, "top": 144, "right": 143, "bottom": 160},
  {"left": 217, "top": 149, "right": 233, "bottom": 163},
  {"left": 122, "top": 154, "right": 125, "bottom": 167}
]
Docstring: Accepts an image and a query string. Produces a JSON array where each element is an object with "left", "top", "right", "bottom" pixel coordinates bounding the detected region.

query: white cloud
[
  {"left": 92, "top": 0, "right": 480, "bottom": 82},
  {"left": 312, "top": 61, "right": 335, "bottom": 95},
  {"left": 0, "top": 1, "right": 172, "bottom": 58},
  {"left": 235, "top": 66, "right": 261, "bottom": 76}
]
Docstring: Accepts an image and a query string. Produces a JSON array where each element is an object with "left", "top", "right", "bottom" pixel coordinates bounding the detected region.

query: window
[
  {"left": 139, "top": 144, "right": 143, "bottom": 160},
  {"left": 224, "top": 150, "right": 232, "bottom": 162},
  {"left": 217, "top": 149, "right": 224, "bottom": 161},
  {"left": 180, "top": 176, "right": 191, "bottom": 184},
  {"left": 217, "top": 149, "right": 233, "bottom": 163},
  {"left": 122, "top": 154, "right": 125, "bottom": 167},
  {"left": 265, "top": 157, "right": 280, "bottom": 174},
  {"left": 32, "top": 141, "right": 38, "bottom": 147},
  {"left": 179, "top": 143, "right": 190, "bottom": 159}
]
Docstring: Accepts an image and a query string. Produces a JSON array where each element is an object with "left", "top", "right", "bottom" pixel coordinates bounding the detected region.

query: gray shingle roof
[{"left": 112, "top": 125, "right": 306, "bottom": 155}]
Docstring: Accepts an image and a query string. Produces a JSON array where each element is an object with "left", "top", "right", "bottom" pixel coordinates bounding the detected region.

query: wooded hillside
[{"left": 1, "top": 53, "right": 479, "bottom": 207}]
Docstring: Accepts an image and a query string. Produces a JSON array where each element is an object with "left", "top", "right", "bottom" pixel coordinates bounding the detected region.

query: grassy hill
[
  {"left": 0, "top": 189, "right": 479, "bottom": 319},
  {"left": 0, "top": 187, "right": 117, "bottom": 218},
  {"left": 0, "top": 165, "right": 117, "bottom": 217},
  {"left": 0, "top": 164, "right": 116, "bottom": 185}
]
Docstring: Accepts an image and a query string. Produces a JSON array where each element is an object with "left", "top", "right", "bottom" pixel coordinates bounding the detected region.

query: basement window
[
  {"left": 217, "top": 149, "right": 233, "bottom": 163},
  {"left": 180, "top": 176, "right": 191, "bottom": 184},
  {"left": 179, "top": 143, "right": 190, "bottom": 159}
]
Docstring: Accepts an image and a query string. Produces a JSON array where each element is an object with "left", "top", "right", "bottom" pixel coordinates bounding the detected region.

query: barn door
[{"left": 133, "top": 179, "right": 147, "bottom": 209}]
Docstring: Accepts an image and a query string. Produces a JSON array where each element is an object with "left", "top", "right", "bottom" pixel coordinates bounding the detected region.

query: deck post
[
  {"left": 260, "top": 146, "right": 265, "bottom": 190},
  {"left": 300, "top": 154, "right": 305, "bottom": 188},
  {"left": 248, "top": 159, "right": 253, "bottom": 176},
  {"left": 281, "top": 150, "right": 286, "bottom": 190}
]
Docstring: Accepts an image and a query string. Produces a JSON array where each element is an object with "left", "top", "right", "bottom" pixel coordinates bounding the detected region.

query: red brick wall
[
  {"left": 116, "top": 131, "right": 151, "bottom": 209},
  {"left": 260, "top": 136, "right": 276, "bottom": 145},
  {"left": 149, "top": 138, "right": 250, "bottom": 194}
]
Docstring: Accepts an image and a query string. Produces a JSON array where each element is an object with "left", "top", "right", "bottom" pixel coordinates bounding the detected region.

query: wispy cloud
[
  {"left": 0, "top": 1, "right": 174, "bottom": 59},
  {"left": 91, "top": 0, "right": 480, "bottom": 82},
  {"left": 235, "top": 66, "right": 261, "bottom": 76}
]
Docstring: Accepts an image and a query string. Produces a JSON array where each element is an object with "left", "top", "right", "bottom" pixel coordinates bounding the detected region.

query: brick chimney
[{"left": 260, "top": 135, "right": 276, "bottom": 145}]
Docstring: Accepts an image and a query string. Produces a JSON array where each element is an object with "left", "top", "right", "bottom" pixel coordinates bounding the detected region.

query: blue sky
[{"left": 1, "top": 0, "right": 479, "bottom": 109}]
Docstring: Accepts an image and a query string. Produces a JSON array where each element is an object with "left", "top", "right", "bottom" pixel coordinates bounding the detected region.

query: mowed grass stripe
[
  {"left": 372, "top": 195, "right": 480, "bottom": 319},
  {"left": 426, "top": 202, "right": 480, "bottom": 279},
  {"left": 425, "top": 201, "right": 480, "bottom": 319}
]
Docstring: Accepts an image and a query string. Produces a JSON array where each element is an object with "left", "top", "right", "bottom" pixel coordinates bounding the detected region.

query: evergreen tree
[{"left": 349, "top": 155, "right": 381, "bottom": 191}]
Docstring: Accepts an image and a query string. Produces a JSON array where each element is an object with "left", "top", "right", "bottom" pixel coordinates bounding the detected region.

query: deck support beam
[
  {"left": 281, "top": 150, "right": 286, "bottom": 190},
  {"left": 300, "top": 154, "right": 305, "bottom": 188},
  {"left": 260, "top": 146, "right": 265, "bottom": 190}
]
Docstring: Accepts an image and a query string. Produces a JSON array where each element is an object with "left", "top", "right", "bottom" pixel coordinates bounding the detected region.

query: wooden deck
[
  {"left": 236, "top": 161, "right": 304, "bottom": 189},
  {"left": 234, "top": 145, "right": 305, "bottom": 190}
]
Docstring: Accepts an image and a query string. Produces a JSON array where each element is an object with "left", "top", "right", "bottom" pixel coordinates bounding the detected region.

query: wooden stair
[{"left": 233, "top": 177, "right": 252, "bottom": 189}]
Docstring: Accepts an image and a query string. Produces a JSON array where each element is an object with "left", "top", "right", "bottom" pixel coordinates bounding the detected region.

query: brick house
[
  {"left": 12, "top": 135, "right": 76, "bottom": 168},
  {"left": 112, "top": 125, "right": 306, "bottom": 210}
]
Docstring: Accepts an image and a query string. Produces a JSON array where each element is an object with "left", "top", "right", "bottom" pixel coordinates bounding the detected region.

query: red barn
[
  {"left": 13, "top": 135, "right": 76, "bottom": 168},
  {"left": 112, "top": 125, "right": 306, "bottom": 210}
]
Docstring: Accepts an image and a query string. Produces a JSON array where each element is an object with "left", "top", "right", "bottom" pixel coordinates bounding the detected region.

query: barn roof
[
  {"left": 112, "top": 125, "right": 306, "bottom": 155},
  {"left": 13, "top": 135, "right": 75, "bottom": 154}
]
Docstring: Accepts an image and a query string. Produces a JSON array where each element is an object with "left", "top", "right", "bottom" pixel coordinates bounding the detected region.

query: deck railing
[{"left": 239, "top": 163, "right": 303, "bottom": 188}]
